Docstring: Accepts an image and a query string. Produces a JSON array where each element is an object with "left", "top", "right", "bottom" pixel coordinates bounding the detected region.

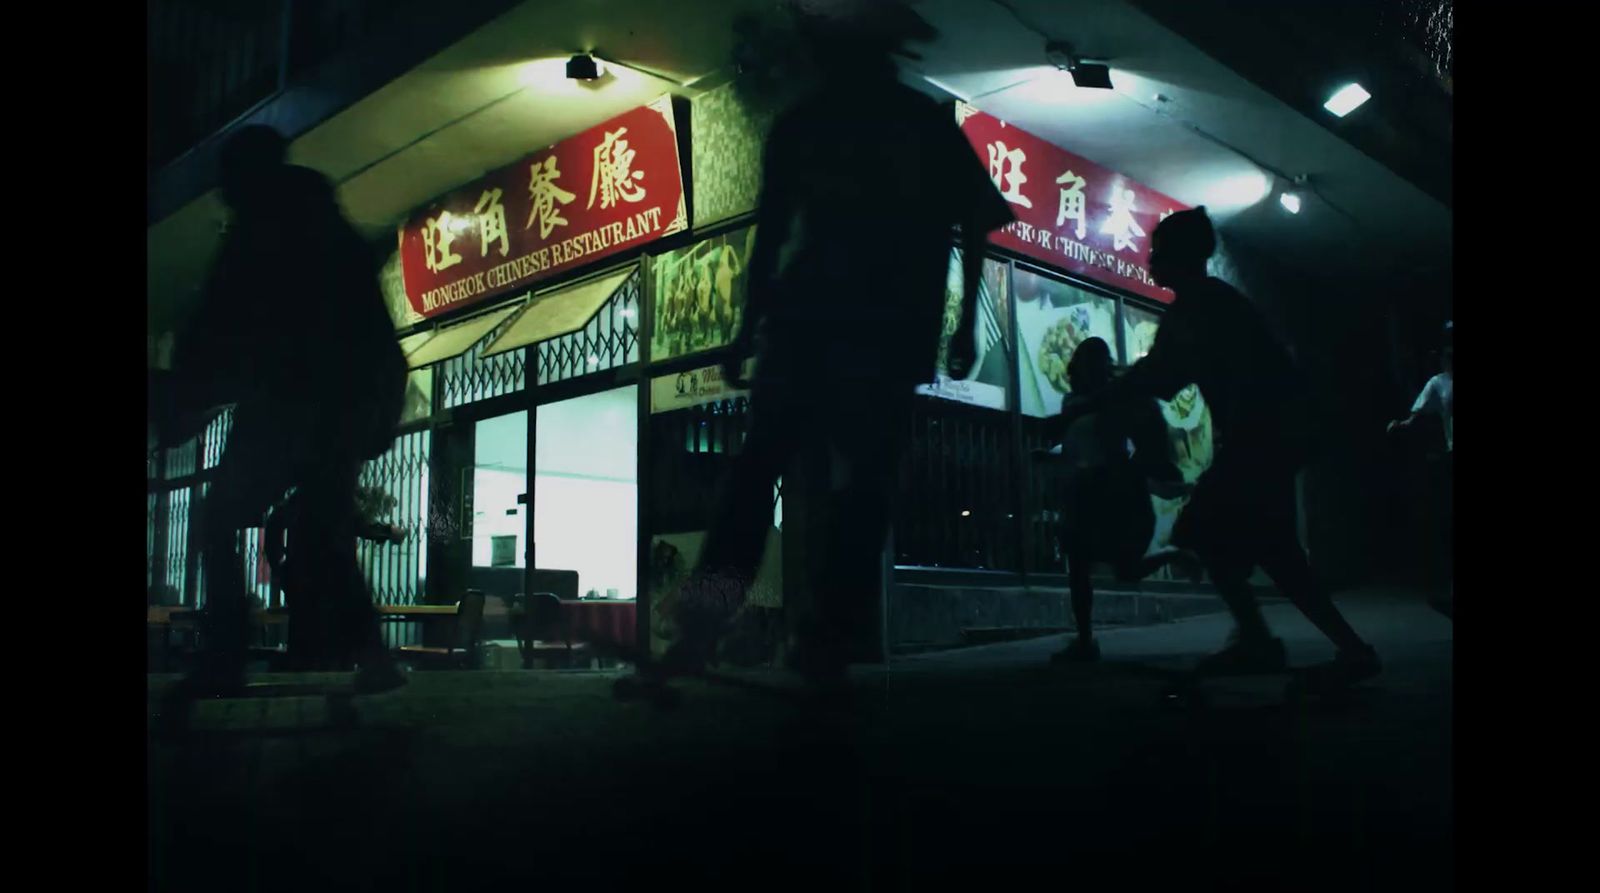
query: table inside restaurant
[
  {"left": 376, "top": 604, "right": 459, "bottom": 620},
  {"left": 560, "top": 599, "right": 636, "bottom": 648}
]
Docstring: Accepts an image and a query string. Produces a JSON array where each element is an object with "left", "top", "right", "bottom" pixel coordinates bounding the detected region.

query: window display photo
[
  {"left": 1015, "top": 269, "right": 1120, "bottom": 418},
  {"left": 916, "top": 249, "right": 1010, "bottom": 410},
  {"left": 650, "top": 226, "right": 756, "bottom": 362}
]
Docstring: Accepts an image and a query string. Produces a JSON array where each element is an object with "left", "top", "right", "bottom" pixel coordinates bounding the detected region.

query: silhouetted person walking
[
  {"left": 167, "top": 126, "right": 407, "bottom": 695},
  {"left": 1065, "top": 207, "right": 1379, "bottom": 683},
  {"left": 648, "top": 2, "right": 1012, "bottom": 689},
  {"left": 1042, "top": 337, "right": 1185, "bottom": 663}
]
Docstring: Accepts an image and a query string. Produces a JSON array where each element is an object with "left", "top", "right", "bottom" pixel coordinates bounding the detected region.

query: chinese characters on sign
[
  {"left": 399, "top": 96, "right": 688, "bottom": 319},
  {"left": 589, "top": 127, "right": 647, "bottom": 210},
  {"left": 957, "top": 101, "right": 1188, "bottom": 304},
  {"left": 527, "top": 156, "right": 575, "bottom": 239}
]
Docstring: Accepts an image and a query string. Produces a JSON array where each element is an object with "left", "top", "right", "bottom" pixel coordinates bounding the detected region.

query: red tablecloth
[{"left": 561, "top": 600, "right": 636, "bottom": 648}]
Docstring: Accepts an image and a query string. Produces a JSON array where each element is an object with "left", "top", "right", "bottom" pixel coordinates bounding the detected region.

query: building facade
[{"left": 147, "top": 0, "right": 1452, "bottom": 660}]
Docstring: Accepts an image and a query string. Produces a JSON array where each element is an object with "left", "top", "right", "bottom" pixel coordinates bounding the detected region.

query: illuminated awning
[
  {"left": 479, "top": 266, "right": 636, "bottom": 359},
  {"left": 397, "top": 331, "right": 433, "bottom": 358},
  {"left": 403, "top": 303, "right": 521, "bottom": 370}
]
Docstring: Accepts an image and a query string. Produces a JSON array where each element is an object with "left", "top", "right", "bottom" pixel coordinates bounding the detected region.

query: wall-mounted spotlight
[
  {"left": 1323, "top": 83, "right": 1371, "bottom": 117},
  {"left": 1281, "top": 174, "right": 1309, "bottom": 213},
  {"left": 566, "top": 53, "right": 604, "bottom": 81},
  {"left": 1045, "top": 40, "right": 1114, "bottom": 90}
]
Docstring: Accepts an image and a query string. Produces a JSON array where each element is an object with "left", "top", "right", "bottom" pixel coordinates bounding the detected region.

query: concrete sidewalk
[{"left": 148, "top": 587, "right": 1451, "bottom": 891}]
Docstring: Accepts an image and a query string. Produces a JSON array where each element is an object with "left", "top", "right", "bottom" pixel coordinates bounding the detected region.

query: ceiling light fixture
[
  {"left": 1279, "top": 192, "right": 1302, "bottom": 214},
  {"left": 1045, "top": 40, "right": 1114, "bottom": 90},
  {"left": 566, "top": 53, "right": 603, "bottom": 81},
  {"left": 1323, "top": 83, "right": 1371, "bottom": 117}
]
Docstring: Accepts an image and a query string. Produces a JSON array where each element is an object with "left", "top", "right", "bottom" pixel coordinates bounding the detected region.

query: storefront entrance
[{"left": 429, "top": 385, "right": 640, "bottom": 657}]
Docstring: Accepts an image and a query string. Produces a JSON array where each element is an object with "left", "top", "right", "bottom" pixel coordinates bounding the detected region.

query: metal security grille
[
  {"left": 360, "top": 431, "right": 431, "bottom": 649},
  {"left": 440, "top": 343, "right": 526, "bottom": 410},
  {"left": 147, "top": 492, "right": 160, "bottom": 592},
  {"left": 647, "top": 397, "right": 751, "bottom": 534},
  {"left": 1020, "top": 416, "right": 1064, "bottom": 573},
  {"left": 165, "top": 437, "right": 199, "bottom": 480},
  {"left": 238, "top": 523, "right": 274, "bottom": 607},
  {"left": 536, "top": 271, "right": 641, "bottom": 386},
  {"left": 165, "top": 487, "right": 192, "bottom": 602},
  {"left": 896, "top": 399, "right": 1022, "bottom": 571},
  {"left": 358, "top": 430, "right": 431, "bottom": 605},
  {"left": 203, "top": 409, "right": 232, "bottom": 469}
]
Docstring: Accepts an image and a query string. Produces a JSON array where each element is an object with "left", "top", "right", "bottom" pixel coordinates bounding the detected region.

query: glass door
[
  {"left": 532, "top": 386, "right": 639, "bottom": 602},
  {"left": 469, "top": 411, "right": 530, "bottom": 603}
]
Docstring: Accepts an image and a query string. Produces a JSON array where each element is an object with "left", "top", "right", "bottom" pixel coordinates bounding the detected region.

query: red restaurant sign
[
  {"left": 956, "top": 101, "right": 1189, "bottom": 304},
  {"left": 399, "top": 96, "right": 687, "bottom": 318}
]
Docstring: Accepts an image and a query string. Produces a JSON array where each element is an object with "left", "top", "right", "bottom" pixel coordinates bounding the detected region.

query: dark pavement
[{"left": 147, "top": 588, "right": 1451, "bottom": 891}]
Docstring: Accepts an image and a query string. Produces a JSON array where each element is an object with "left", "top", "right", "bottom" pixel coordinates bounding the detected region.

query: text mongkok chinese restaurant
[{"left": 154, "top": 88, "right": 1220, "bottom": 663}]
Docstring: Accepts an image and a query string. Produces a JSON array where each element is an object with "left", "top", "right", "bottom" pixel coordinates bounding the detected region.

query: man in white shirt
[
  {"left": 1389, "top": 326, "right": 1452, "bottom": 617},
  {"left": 1391, "top": 342, "right": 1452, "bottom": 453}
]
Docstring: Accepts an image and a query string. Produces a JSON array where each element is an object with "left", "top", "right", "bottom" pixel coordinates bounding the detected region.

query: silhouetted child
[{"left": 1043, "top": 337, "right": 1185, "bottom": 663}]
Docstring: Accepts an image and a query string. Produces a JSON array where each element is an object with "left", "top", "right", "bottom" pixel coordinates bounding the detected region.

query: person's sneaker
[
  {"left": 1050, "top": 636, "right": 1101, "bottom": 664},
  {"left": 1195, "top": 636, "right": 1288, "bottom": 677},
  {"left": 353, "top": 659, "right": 408, "bottom": 695}
]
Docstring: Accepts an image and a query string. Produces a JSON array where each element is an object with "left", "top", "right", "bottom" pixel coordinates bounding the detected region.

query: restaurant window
[
  {"left": 1117, "top": 299, "right": 1214, "bottom": 480},
  {"left": 1122, "top": 303, "right": 1160, "bottom": 364},
  {"left": 534, "top": 386, "right": 639, "bottom": 600},
  {"left": 1117, "top": 298, "right": 1215, "bottom": 574},
  {"left": 471, "top": 411, "right": 527, "bottom": 572},
  {"left": 1014, "top": 267, "right": 1121, "bottom": 419},
  {"left": 916, "top": 249, "right": 1011, "bottom": 411}
]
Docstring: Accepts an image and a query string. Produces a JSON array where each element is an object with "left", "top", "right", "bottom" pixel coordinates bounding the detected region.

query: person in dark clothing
[
  {"left": 1063, "top": 207, "right": 1379, "bottom": 682},
  {"left": 1043, "top": 337, "right": 1186, "bottom": 663},
  {"left": 165, "top": 125, "right": 408, "bottom": 696},
  {"left": 265, "top": 486, "right": 407, "bottom": 670},
  {"left": 645, "top": 2, "right": 1013, "bottom": 688}
]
